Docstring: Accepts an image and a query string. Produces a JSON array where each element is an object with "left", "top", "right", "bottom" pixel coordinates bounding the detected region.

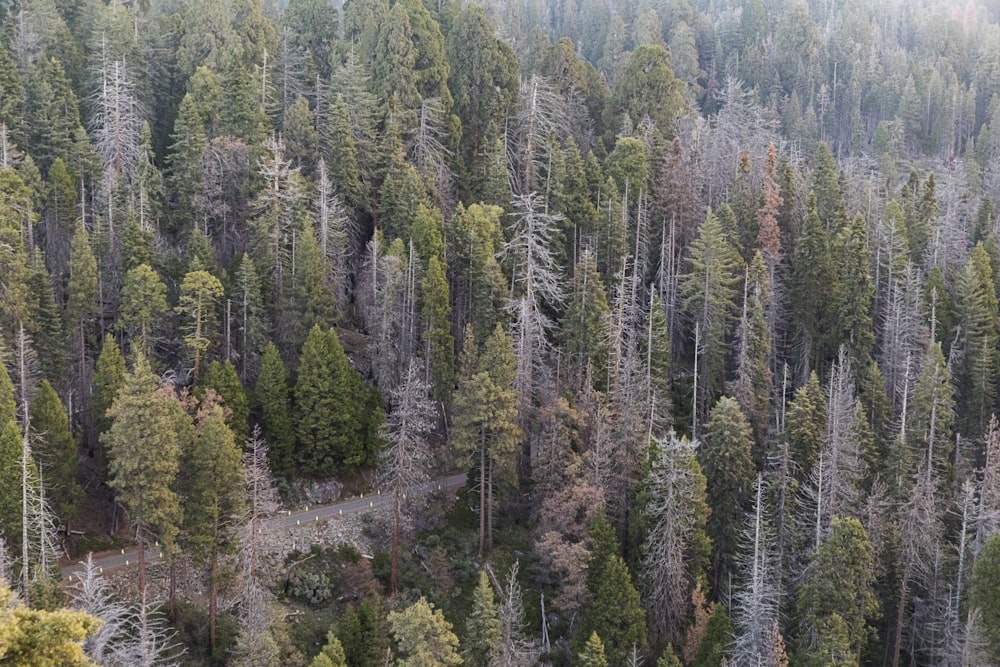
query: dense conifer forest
[{"left": 3, "top": 0, "right": 1000, "bottom": 665}]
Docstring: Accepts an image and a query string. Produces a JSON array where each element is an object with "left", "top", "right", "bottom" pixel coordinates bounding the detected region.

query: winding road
[{"left": 60, "top": 472, "right": 469, "bottom": 581}]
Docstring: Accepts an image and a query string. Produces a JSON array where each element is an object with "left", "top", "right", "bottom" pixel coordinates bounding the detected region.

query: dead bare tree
[{"left": 378, "top": 359, "right": 436, "bottom": 595}]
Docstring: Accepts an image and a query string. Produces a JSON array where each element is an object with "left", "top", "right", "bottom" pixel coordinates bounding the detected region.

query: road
[{"left": 61, "top": 472, "right": 468, "bottom": 581}]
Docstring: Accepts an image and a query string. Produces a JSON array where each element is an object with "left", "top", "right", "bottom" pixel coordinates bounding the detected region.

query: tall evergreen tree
[
  {"left": 421, "top": 255, "right": 455, "bottom": 404},
  {"left": 30, "top": 380, "right": 81, "bottom": 528},
  {"left": 700, "top": 396, "right": 755, "bottom": 589},
  {"left": 795, "top": 517, "right": 879, "bottom": 666},
  {"left": 958, "top": 242, "right": 999, "bottom": 437},
  {"left": 791, "top": 193, "right": 835, "bottom": 374},
  {"left": 682, "top": 209, "right": 743, "bottom": 419},
  {"left": 119, "top": 263, "right": 167, "bottom": 355},
  {"left": 294, "top": 326, "right": 376, "bottom": 476},
  {"left": 464, "top": 570, "right": 503, "bottom": 667},
  {"left": 832, "top": 215, "right": 875, "bottom": 368},
  {"left": 177, "top": 270, "right": 225, "bottom": 383},
  {"left": 102, "top": 353, "right": 183, "bottom": 591},
  {"left": 65, "top": 222, "right": 98, "bottom": 410},
  {"left": 180, "top": 396, "right": 245, "bottom": 652},
  {"left": 452, "top": 324, "right": 520, "bottom": 556},
  {"left": 255, "top": 342, "right": 294, "bottom": 475},
  {"left": 200, "top": 360, "right": 249, "bottom": 439},
  {"left": 579, "top": 553, "right": 648, "bottom": 666}
]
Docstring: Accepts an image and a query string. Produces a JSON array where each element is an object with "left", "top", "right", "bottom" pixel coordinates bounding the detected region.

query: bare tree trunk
[
  {"left": 209, "top": 553, "right": 218, "bottom": 653},
  {"left": 487, "top": 458, "right": 495, "bottom": 554},
  {"left": 479, "top": 431, "right": 486, "bottom": 559},
  {"left": 390, "top": 484, "right": 401, "bottom": 594},
  {"left": 892, "top": 566, "right": 911, "bottom": 667}
]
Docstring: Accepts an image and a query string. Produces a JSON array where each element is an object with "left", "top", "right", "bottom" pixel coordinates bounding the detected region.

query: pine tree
[
  {"left": 310, "top": 633, "right": 348, "bottom": 667},
  {"left": 700, "top": 396, "right": 755, "bottom": 589},
  {"left": 294, "top": 217, "right": 337, "bottom": 333},
  {"left": 732, "top": 258, "right": 772, "bottom": 450},
  {"left": 102, "top": 353, "right": 183, "bottom": 591},
  {"left": 832, "top": 214, "right": 875, "bottom": 368},
  {"left": 387, "top": 597, "right": 463, "bottom": 667},
  {"left": 578, "top": 632, "right": 609, "bottom": 667},
  {"left": 452, "top": 324, "right": 521, "bottom": 556},
  {"left": 295, "top": 326, "right": 375, "bottom": 476},
  {"left": 177, "top": 269, "right": 225, "bottom": 383},
  {"left": 958, "top": 242, "right": 999, "bottom": 437},
  {"left": 908, "top": 341, "right": 955, "bottom": 484},
  {"left": 791, "top": 193, "right": 835, "bottom": 374},
  {"left": 30, "top": 380, "right": 81, "bottom": 528},
  {"left": 91, "top": 337, "right": 125, "bottom": 447},
  {"left": 681, "top": 209, "right": 743, "bottom": 412},
  {"left": 464, "top": 570, "right": 503, "bottom": 667},
  {"left": 119, "top": 263, "right": 167, "bottom": 355},
  {"left": 0, "top": 580, "right": 101, "bottom": 666},
  {"left": 641, "top": 293, "right": 672, "bottom": 437},
  {"left": 338, "top": 598, "right": 390, "bottom": 667},
  {"left": 200, "top": 360, "right": 249, "bottom": 439},
  {"left": 785, "top": 371, "right": 827, "bottom": 483},
  {"left": 809, "top": 142, "right": 843, "bottom": 233},
  {"left": 579, "top": 554, "right": 648, "bottom": 666},
  {"left": 795, "top": 517, "right": 879, "bottom": 665},
  {"left": 180, "top": 396, "right": 245, "bottom": 652},
  {"left": 421, "top": 255, "right": 455, "bottom": 404},
  {"left": 255, "top": 342, "right": 294, "bottom": 476}
]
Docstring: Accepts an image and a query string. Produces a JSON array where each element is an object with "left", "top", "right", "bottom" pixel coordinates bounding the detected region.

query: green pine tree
[
  {"left": 199, "top": 360, "right": 249, "bottom": 439},
  {"left": 177, "top": 270, "right": 225, "bottom": 383},
  {"left": 452, "top": 323, "right": 520, "bottom": 556},
  {"left": 180, "top": 396, "right": 245, "bottom": 652},
  {"left": 464, "top": 570, "right": 502, "bottom": 667},
  {"left": 30, "top": 380, "right": 81, "bottom": 527},
  {"left": 785, "top": 371, "right": 827, "bottom": 484},
  {"left": 326, "top": 94, "right": 365, "bottom": 211},
  {"left": 65, "top": 222, "right": 98, "bottom": 398},
  {"left": 795, "top": 517, "right": 879, "bottom": 665},
  {"left": 102, "top": 352, "right": 183, "bottom": 588},
  {"left": 578, "top": 554, "right": 648, "bottom": 666},
  {"left": 119, "top": 263, "right": 168, "bottom": 355},
  {"left": 700, "top": 396, "right": 755, "bottom": 589},
  {"left": 255, "top": 342, "right": 295, "bottom": 475},
  {"left": 422, "top": 255, "right": 455, "bottom": 404},
  {"left": 387, "top": 597, "right": 463, "bottom": 667},
  {"left": 310, "top": 632, "right": 348, "bottom": 667},
  {"left": 578, "top": 632, "right": 609, "bottom": 667}
]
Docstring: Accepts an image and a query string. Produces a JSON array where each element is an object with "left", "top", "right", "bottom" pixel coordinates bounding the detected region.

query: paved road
[{"left": 61, "top": 472, "right": 468, "bottom": 581}]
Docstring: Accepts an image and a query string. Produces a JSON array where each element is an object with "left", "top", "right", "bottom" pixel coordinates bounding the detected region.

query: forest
[{"left": 2, "top": 0, "right": 1000, "bottom": 665}]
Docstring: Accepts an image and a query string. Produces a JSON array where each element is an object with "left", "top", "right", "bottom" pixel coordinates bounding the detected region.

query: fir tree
[
  {"left": 464, "top": 570, "right": 503, "bottom": 667},
  {"left": 681, "top": 209, "right": 743, "bottom": 414},
  {"left": 180, "top": 396, "right": 245, "bottom": 652},
  {"left": 560, "top": 250, "right": 610, "bottom": 391},
  {"left": 294, "top": 326, "right": 374, "bottom": 476},
  {"left": 119, "top": 263, "right": 167, "bottom": 355},
  {"left": 795, "top": 517, "right": 879, "bottom": 665},
  {"left": 387, "top": 597, "right": 463, "bottom": 667},
  {"left": 578, "top": 632, "right": 609, "bottom": 667},
  {"left": 958, "top": 242, "right": 999, "bottom": 437},
  {"left": 832, "top": 215, "right": 875, "bottom": 368},
  {"left": 30, "top": 380, "right": 81, "bottom": 528},
  {"left": 579, "top": 554, "right": 648, "bottom": 666},
  {"left": 177, "top": 269, "right": 225, "bottom": 383},
  {"left": 791, "top": 193, "right": 835, "bottom": 374},
  {"left": 200, "top": 360, "right": 249, "bottom": 439},
  {"left": 421, "top": 255, "right": 455, "bottom": 404},
  {"left": 102, "top": 353, "right": 183, "bottom": 591},
  {"left": 700, "top": 396, "right": 755, "bottom": 589},
  {"left": 65, "top": 222, "right": 98, "bottom": 406},
  {"left": 255, "top": 342, "right": 294, "bottom": 476},
  {"left": 91, "top": 338, "right": 126, "bottom": 446}
]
